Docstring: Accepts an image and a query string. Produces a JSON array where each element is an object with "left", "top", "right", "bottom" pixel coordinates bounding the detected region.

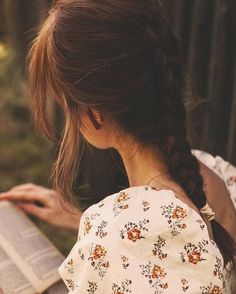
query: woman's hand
[{"left": 0, "top": 183, "right": 82, "bottom": 232}]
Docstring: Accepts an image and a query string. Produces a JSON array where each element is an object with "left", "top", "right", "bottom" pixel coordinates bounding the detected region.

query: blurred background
[{"left": 0, "top": 0, "right": 235, "bottom": 255}]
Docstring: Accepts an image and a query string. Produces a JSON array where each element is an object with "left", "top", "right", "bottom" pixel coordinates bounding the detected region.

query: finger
[
  {"left": 16, "top": 203, "right": 47, "bottom": 220},
  {"left": 0, "top": 191, "right": 48, "bottom": 204},
  {"left": 9, "top": 183, "right": 38, "bottom": 192}
]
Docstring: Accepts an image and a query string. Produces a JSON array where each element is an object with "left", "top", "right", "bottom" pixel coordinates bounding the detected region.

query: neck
[{"left": 117, "top": 140, "right": 170, "bottom": 187}]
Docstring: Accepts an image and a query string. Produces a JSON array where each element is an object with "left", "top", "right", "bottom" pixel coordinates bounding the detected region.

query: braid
[
  {"left": 146, "top": 12, "right": 236, "bottom": 267},
  {"left": 163, "top": 133, "right": 206, "bottom": 210},
  {"left": 161, "top": 128, "right": 236, "bottom": 267}
]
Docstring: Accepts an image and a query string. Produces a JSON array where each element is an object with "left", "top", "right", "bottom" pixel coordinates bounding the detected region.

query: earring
[{"left": 87, "top": 108, "right": 101, "bottom": 130}]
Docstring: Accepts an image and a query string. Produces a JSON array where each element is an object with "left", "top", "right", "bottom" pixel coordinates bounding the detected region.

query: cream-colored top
[{"left": 59, "top": 150, "right": 236, "bottom": 293}]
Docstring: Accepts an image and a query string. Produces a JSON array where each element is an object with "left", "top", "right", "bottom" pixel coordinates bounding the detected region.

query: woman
[{"left": 19, "top": 0, "right": 236, "bottom": 292}]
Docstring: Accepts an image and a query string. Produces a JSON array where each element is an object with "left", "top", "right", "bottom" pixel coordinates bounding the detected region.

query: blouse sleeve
[
  {"left": 58, "top": 188, "right": 224, "bottom": 293},
  {"left": 193, "top": 149, "right": 236, "bottom": 208}
]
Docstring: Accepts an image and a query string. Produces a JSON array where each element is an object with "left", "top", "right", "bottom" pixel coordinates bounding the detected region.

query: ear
[
  {"left": 91, "top": 108, "right": 104, "bottom": 124},
  {"left": 87, "top": 108, "right": 104, "bottom": 130}
]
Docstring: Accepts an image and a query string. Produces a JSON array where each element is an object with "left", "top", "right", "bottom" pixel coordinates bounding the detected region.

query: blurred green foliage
[
  {"left": 0, "top": 47, "right": 50, "bottom": 190},
  {"left": 0, "top": 45, "right": 76, "bottom": 256}
]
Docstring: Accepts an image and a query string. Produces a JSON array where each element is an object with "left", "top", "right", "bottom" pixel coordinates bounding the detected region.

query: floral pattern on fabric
[
  {"left": 84, "top": 217, "right": 92, "bottom": 235},
  {"left": 142, "top": 200, "right": 151, "bottom": 212},
  {"left": 200, "top": 282, "right": 222, "bottom": 294},
  {"left": 121, "top": 255, "right": 130, "bottom": 269},
  {"left": 179, "top": 239, "right": 209, "bottom": 265},
  {"left": 180, "top": 278, "right": 189, "bottom": 292},
  {"left": 83, "top": 213, "right": 100, "bottom": 236},
  {"left": 65, "top": 259, "right": 74, "bottom": 274},
  {"left": 87, "top": 281, "right": 98, "bottom": 294},
  {"left": 59, "top": 150, "right": 236, "bottom": 293},
  {"left": 111, "top": 279, "right": 132, "bottom": 294},
  {"left": 65, "top": 279, "right": 76, "bottom": 292},
  {"left": 140, "top": 261, "right": 168, "bottom": 293},
  {"left": 78, "top": 248, "right": 85, "bottom": 260},
  {"left": 88, "top": 244, "right": 110, "bottom": 279},
  {"left": 113, "top": 192, "right": 130, "bottom": 216},
  {"left": 95, "top": 220, "right": 108, "bottom": 239},
  {"left": 161, "top": 202, "right": 187, "bottom": 237},
  {"left": 120, "top": 219, "right": 149, "bottom": 242},
  {"left": 214, "top": 256, "right": 224, "bottom": 281},
  {"left": 196, "top": 218, "right": 206, "bottom": 230},
  {"left": 152, "top": 235, "right": 168, "bottom": 260}
]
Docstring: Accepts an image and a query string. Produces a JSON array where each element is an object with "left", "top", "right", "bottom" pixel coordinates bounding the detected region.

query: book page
[
  {"left": 0, "top": 244, "right": 35, "bottom": 294},
  {"left": 0, "top": 201, "right": 65, "bottom": 293}
]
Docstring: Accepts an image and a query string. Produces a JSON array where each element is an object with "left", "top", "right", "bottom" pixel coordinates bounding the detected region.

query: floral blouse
[{"left": 59, "top": 150, "right": 236, "bottom": 293}]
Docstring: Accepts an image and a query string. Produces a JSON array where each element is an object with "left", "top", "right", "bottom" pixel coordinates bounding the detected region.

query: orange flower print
[
  {"left": 210, "top": 286, "right": 222, "bottom": 294},
  {"left": 120, "top": 219, "right": 149, "bottom": 242},
  {"left": 187, "top": 250, "right": 201, "bottom": 264},
  {"left": 200, "top": 282, "right": 222, "bottom": 294},
  {"left": 102, "top": 261, "right": 110, "bottom": 268},
  {"left": 172, "top": 207, "right": 187, "bottom": 219},
  {"left": 160, "top": 283, "right": 168, "bottom": 289},
  {"left": 151, "top": 265, "right": 166, "bottom": 279},
  {"left": 88, "top": 244, "right": 110, "bottom": 278},
  {"left": 127, "top": 228, "right": 141, "bottom": 242},
  {"left": 140, "top": 261, "right": 168, "bottom": 292},
  {"left": 84, "top": 217, "right": 92, "bottom": 235},
  {"left": 83, "top": 213, "right": 100, "bottom": 236},
  {"left": 92, "top": 245, "right": 106, "bottom": 260},
  {"left": 116, "top": 192, "right": 130, "bottom": 203},
  {"left": 180, "top": 240, "right": 209, "bottom": 264},
  {"left": 113, "top": 192, "right": 130, "bottom": 216},
  {"left": 161, "top": 203, "right": 187, "bottom": 237}
]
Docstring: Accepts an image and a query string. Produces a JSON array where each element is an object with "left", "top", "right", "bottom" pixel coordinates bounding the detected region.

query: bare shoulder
[{"left": 199, "top": 161, "right": 236, "bottom": 240}]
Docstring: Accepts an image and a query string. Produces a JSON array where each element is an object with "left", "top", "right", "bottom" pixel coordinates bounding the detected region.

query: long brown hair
[{"left": 28, "top": 0, "right": 236, "bottom": 267}]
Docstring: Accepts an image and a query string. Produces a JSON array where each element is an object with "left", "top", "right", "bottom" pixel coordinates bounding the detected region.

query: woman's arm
[{"left": 195, "top": 150, "right": 236, "bottom": 242}]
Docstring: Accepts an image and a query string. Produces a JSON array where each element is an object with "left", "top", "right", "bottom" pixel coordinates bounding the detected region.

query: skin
[
  {"left": 0, "top": 108, "right": 236, "bottom": 241},
  {"left": 0, "top": 184, "right": 81, "bottom": 232},
  {"left": 81, "top": 108, "right": 236, "bottom": 241},
  {"left": 200, "top": 162, "right": 236, "bottom": 242}
]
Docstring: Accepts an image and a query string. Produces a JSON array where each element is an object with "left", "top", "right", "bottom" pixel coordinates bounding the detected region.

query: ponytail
[{"left": 147, "top": 12, "right": 236, "bottom": 268}]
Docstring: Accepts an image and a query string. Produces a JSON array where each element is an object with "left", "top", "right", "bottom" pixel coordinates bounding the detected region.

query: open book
[{"left": 0, "top": 201, "right": 68, "bottom": 294}]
